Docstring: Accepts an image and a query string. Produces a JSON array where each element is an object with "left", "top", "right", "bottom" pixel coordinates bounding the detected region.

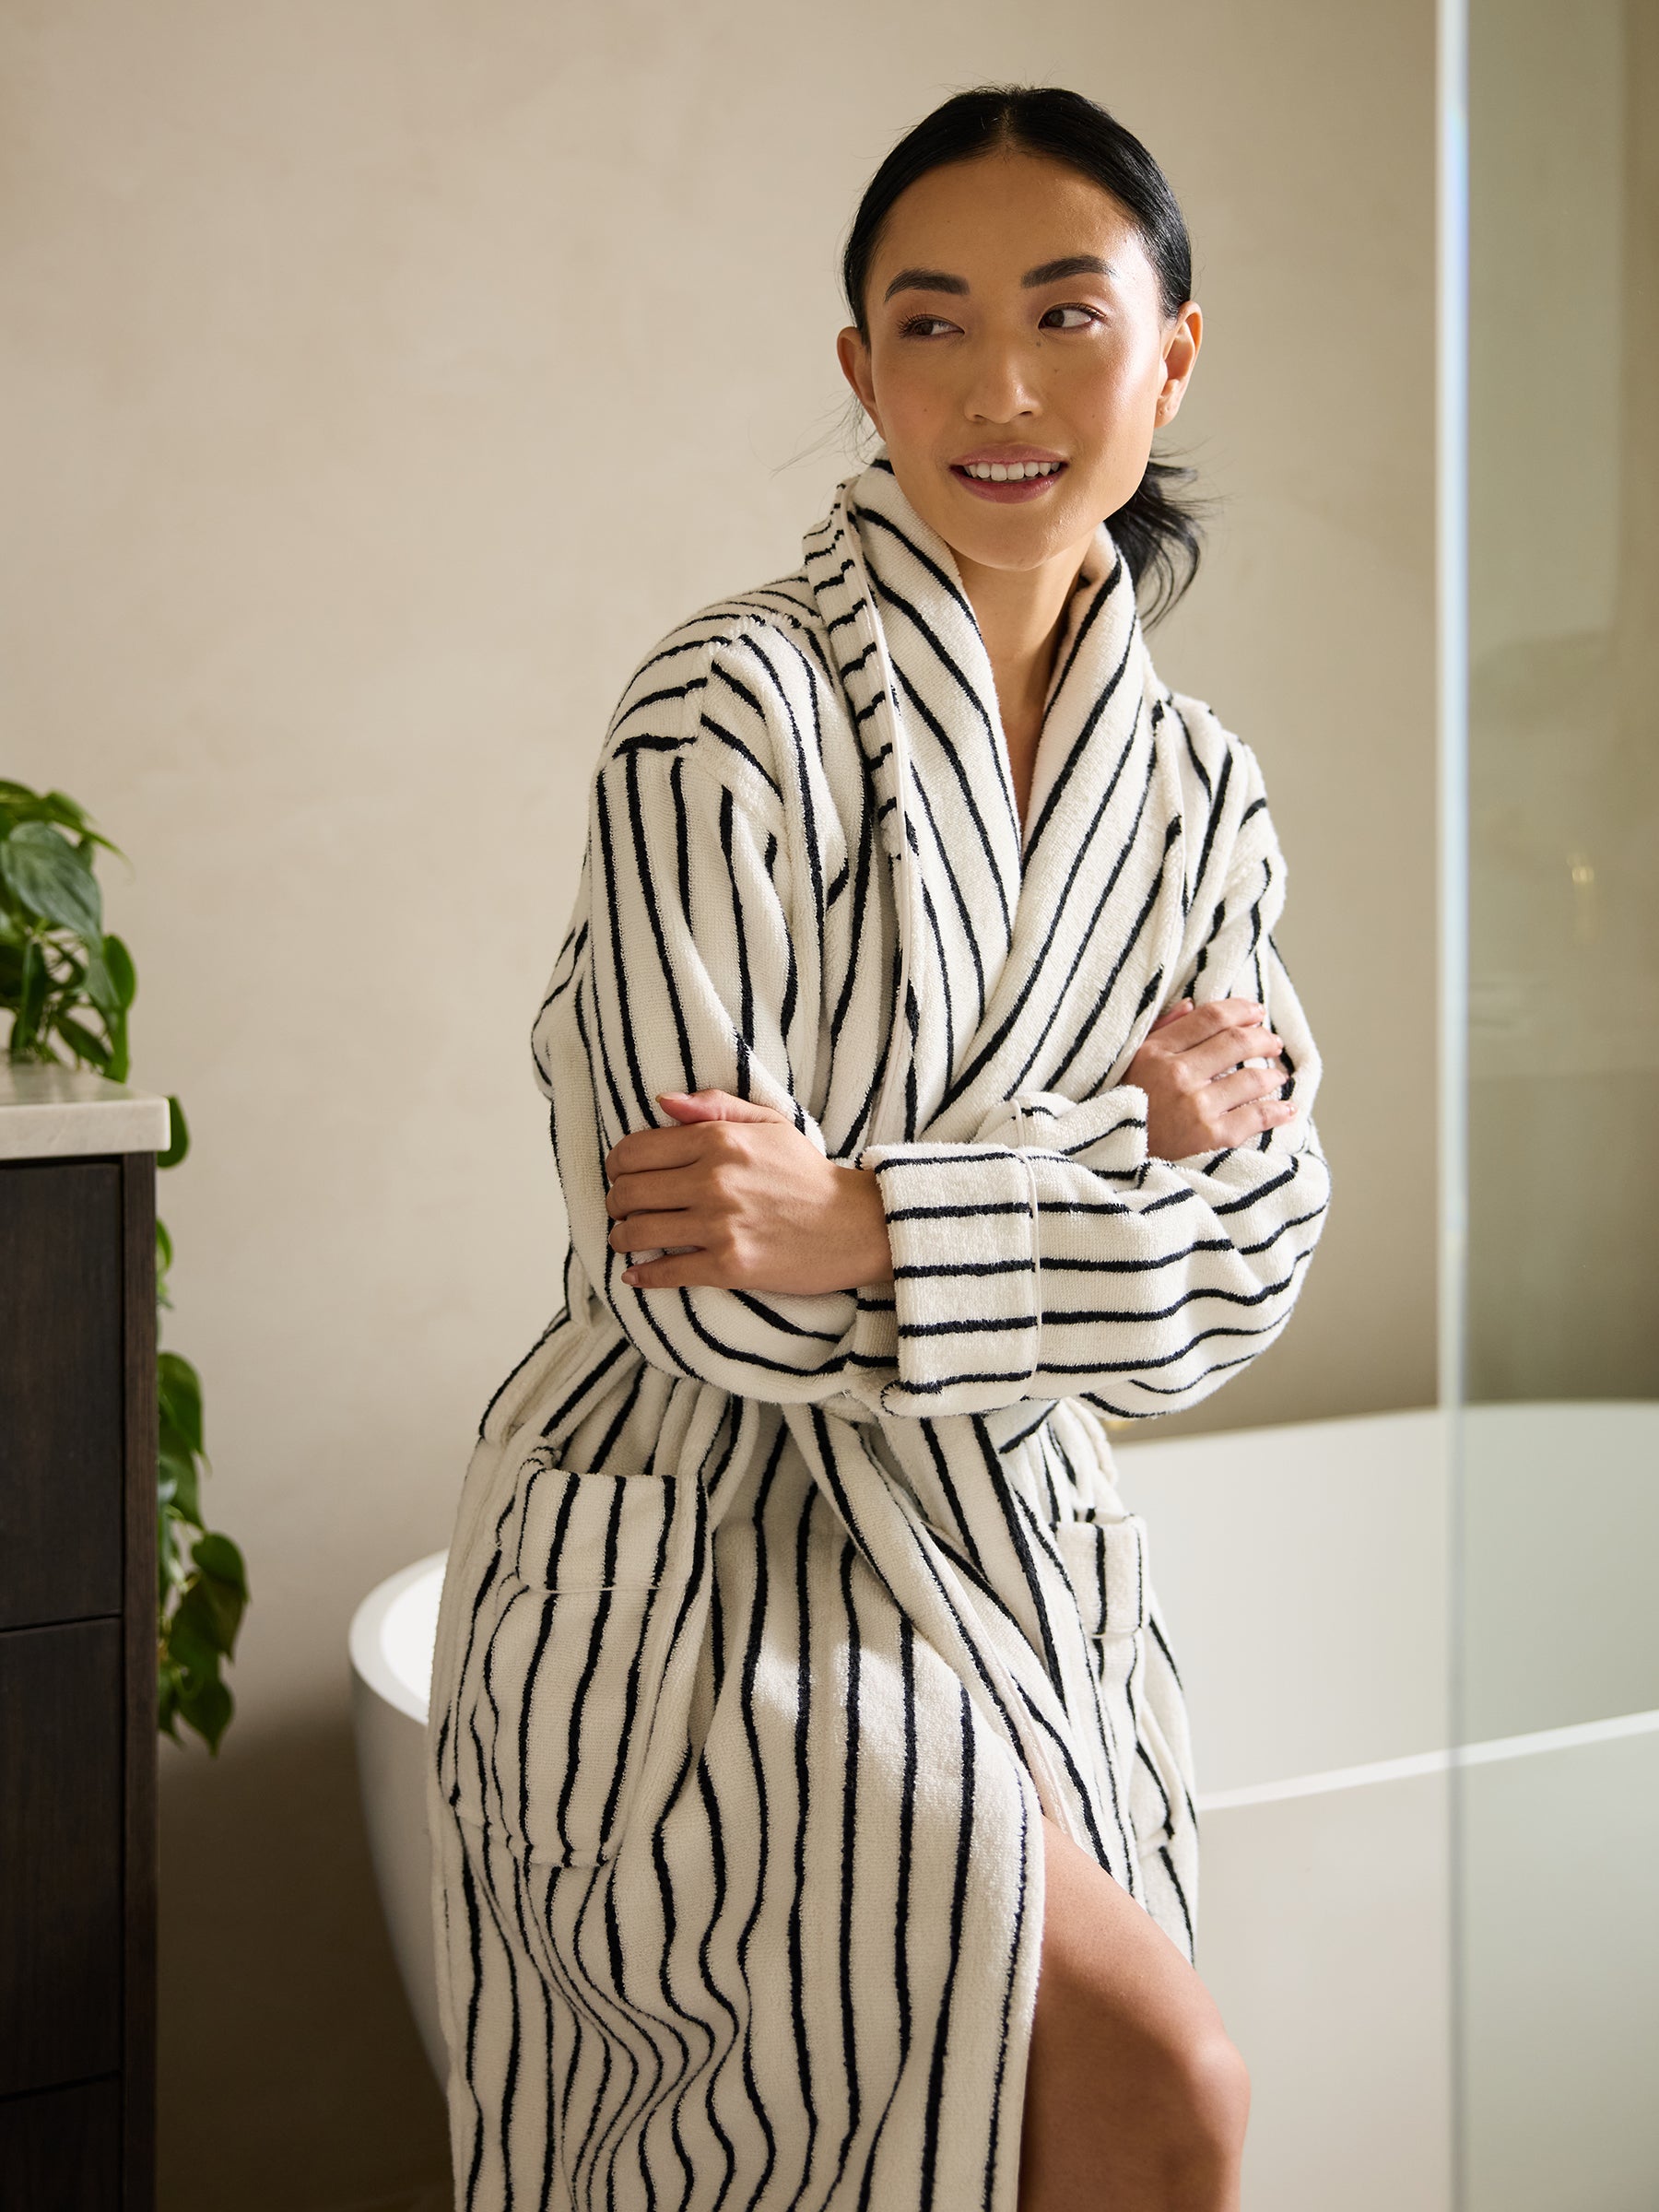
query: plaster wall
[{"left": 1, "top": 5, "right": 1435, "bottom": 2203}]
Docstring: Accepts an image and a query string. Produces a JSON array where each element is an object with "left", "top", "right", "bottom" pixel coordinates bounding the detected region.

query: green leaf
[
  {"left": 157, "top": 1500, "right": 193, "bottom": 1595},
  {"left": 104, "top": 1006, "right": 129, "bottom": 1085},
  {"left": 191, "top": 1529, "right": 247, "bottom": 1596},
  {"left": 1, "top": 786, "right": 124, "bottom": 857},
  {"left": 0, "top": 821, "right": 103, "bottom": 940},
  {"left": 166, "top": 1587, "right": 223, "bottom": 1674},
  {"left": 100, "top": 932, "right": 137, "bottom": 1009},
  {"left": 177, "top": 1671, "right": 232, "bottom": 1755},
  {"left": 51, "top": 1009, "right": 111, "bottom": 1070},
  {"left": 189, "top": 1560, "right": 248, "bottom": 1654},
  {"left": 155, "top": 1217, "right": 173, "bottom": 1274},
  {"left": 158, "top": 1349, "right": 205, "bottom": 1455},
  {"left": 159, "top": 1441, "right": 202, "bottom": 1526},
  {"left": 159, "top": 1093, "right": 189, "bottom": 1169},
  {"left": 157, "top": 1388, "right": 193, "bottom": 1455},
  {"left": 83, "top": 951, "right": 118, "bottom": 1016},
  {"left": 40, "top": 788, "right": 90, "bottom": 828},
  {"left": 11, "top": 938, "right": 47, "bottom": 1052}
]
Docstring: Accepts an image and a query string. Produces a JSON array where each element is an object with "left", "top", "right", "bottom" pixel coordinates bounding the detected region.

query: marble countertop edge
[{"left": 0, "top": 1064, "right": 173, "bottom": 1160}]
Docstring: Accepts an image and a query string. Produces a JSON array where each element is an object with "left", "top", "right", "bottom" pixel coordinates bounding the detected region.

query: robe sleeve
[
  {"left": 533, "top": 729, "right": 900, "bottom": 1409},
  {"left": 859, "top": 775, "right": 1332, "bottom": 1420}
]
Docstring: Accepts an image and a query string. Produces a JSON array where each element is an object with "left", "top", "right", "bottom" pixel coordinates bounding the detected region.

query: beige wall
[{"left": 1, "top": 4, "right": 1435, "bottom": 2206}]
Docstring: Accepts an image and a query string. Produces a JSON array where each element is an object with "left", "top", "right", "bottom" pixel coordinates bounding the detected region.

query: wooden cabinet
[{"left": 1, "top": 1072, "right": 167, "bottom": 2212}]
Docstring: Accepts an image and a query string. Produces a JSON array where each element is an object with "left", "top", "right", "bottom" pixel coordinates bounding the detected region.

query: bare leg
[{"left": 1018, "top": 1815, "right": 1249, "bottom": 2212}]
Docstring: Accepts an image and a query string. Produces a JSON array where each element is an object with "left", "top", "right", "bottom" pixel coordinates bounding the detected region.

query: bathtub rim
[
  {"left": 346, "top": 1400, "right": 1659, "bottom": 1794},
  {"left": 348, "top": 1545, "right": 447, "bottom": 1724}
]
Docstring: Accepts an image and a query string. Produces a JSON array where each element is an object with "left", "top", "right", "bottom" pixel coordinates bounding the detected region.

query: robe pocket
[
  {"left": 1054, "top": 1511, "right": 1149, "bottom": 1723},
  {"left": 449, "top": 1453, "right": 697, "bottom": 1868},
  {"left": 1054, "top": 1512, "right": 1149, "bottom": 1640}
]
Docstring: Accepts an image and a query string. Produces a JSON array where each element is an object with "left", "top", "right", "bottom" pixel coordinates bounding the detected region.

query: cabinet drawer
[
  {"left": 0, "top": 2077, "right": 121, "bottom": 2211},
  {"left": 0, "top": 1161, "right": 124, "bottom": 1630},
  {"left": 0, "top": 1619, "right": 122, "bottom": 2095}
]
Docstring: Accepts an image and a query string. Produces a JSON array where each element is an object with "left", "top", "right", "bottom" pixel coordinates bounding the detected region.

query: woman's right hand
[{"left": 1124, "top": 996, "right": 1293, "bottom": 1161}]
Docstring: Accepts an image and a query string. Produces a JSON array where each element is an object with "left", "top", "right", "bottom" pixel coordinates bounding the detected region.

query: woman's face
[{"left": 837, "top": 150, "right": 1201, "bottom": 578}]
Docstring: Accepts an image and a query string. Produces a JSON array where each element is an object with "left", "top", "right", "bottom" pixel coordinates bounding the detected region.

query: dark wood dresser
[{"left": 0, "top": 1067, "right": 168, "bottom": 2211}]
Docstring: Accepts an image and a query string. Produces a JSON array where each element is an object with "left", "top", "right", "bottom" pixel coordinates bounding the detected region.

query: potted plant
[{"left": 1, "top": 777, "right": 248, "bottom": 1750}]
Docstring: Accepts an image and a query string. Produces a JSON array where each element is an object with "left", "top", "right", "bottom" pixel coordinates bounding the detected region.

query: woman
[{"left": 428, "top": 84, "right": 1329, "bottom": 2212}]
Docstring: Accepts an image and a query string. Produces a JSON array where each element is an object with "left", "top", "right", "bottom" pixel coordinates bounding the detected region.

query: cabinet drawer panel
[
  {"left": 0, "top": 2077, "right": 121, "bottom": 2212},
  {"left": 0, "top": 1620, "right": 122, "bottom": 2094},
  {"left": 0, "top": 1161, "right": 124, "bottom": 1630}
]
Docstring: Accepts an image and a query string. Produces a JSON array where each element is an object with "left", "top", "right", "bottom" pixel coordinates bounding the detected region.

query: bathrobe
[{"left": 427, "top": 452, "right": 1329, "bottom": 2212}]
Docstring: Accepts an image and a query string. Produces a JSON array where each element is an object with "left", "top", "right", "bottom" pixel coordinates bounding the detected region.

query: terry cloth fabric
[{"left": 427, "top": 451, "right": 1330, "bottom": 2212}]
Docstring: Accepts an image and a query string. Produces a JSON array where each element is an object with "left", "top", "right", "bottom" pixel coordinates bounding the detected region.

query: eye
[
  {"left": 1040, "top": 303, "right": 1102, "bottom": 331},
  {"left": 897, "top": 312, "right": 959, "bottom": 338}
]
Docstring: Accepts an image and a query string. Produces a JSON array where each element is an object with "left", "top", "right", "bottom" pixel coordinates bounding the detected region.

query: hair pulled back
[{"left": 842, "top": 85, "right": 1204, "bottom": 622}]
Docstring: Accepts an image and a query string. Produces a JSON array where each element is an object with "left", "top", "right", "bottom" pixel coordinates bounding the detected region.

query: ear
[
  {"left": 836, "top": 325, "right": 882, "bottom": 437},
  {"left": 1154, "top": 300, "right": 1203, "bottom": 429}
]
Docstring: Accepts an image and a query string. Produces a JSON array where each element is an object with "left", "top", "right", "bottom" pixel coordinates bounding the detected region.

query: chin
[{"left": 939, "top": 498, "right": 1105, "bottom": 573}]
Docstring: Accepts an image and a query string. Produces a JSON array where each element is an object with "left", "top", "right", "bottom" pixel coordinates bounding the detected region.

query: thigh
[{"left": 1019, "top": 1816, "right": 1247, "bottom": 2212}]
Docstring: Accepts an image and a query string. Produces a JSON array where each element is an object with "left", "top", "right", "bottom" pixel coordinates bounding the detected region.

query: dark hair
[{"left": 842, "top": 85, "right": 1204, "bottom": 622}]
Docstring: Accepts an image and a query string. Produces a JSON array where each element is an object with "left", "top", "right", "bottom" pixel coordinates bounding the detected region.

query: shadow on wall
[{"left": 159, "top": 1717, "right": 449, "bottom": 2212}]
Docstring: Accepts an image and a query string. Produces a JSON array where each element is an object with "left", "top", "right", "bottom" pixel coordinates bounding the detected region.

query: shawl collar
[{"left": 803, "top": 453, "right": 1187, "bottom": 1142}]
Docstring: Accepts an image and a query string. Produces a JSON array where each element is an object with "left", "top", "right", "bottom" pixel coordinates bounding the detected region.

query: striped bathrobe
[{"left": 427, "top": 453, "right": 1329, "bottom": 2212}]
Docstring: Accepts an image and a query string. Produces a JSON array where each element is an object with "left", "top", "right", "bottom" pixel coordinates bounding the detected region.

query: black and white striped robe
[{"left": 427, "top": 453, "right": 1330, "bottom": 2211}]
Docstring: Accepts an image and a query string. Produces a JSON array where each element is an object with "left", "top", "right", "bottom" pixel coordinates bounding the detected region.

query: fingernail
[{"left": 622, "top": 1266, "right": 639, "bottom": 1285}]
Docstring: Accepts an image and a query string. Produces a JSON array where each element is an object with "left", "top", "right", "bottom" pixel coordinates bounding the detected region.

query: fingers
[
  {"left": 1144, "top": 995, "right": 1265, "bottom": 1055},
  {"left": 653, "top": 1087, "right": 785, "bottom": 1126},
  {"left": 1181, "top": 1020, "right": 1285, "bottom": 1087},
  {"left": 620, "top": 1252, "right": 712, "bottom": 1289},
  {"left": 606, "top": 1125, "right": 703, "bottom": 1179},
  {"left": 1218, "top": 1093, "right": 1299, "bottom": 1141},
  {"left": 1145, "top": 1084, "right": 1297, "bottom": 1162},
  {"left": 608, "top": 1207, "right": 701, "bottom": 1254},
  {"left": 1205, "top": 1062, "right": 1289, "bottom": 1114},
  {"left": 606, "top": 1093, "right": 790, "bottom": 1178},
  {"left": 606, "top": 1164, "right": 707, "bottom": 1219},
  {"left": 605, "top": 1112, "right": 748, "bottom": 1181}
]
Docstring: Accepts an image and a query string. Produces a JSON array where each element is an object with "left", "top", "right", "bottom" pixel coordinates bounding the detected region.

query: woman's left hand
[
  {"left": 605, "top": 1089, "right": 894, "bottom": 1294},
  {"left": 1124, "top": 995, "right": 1293, "bottom": 1160}
]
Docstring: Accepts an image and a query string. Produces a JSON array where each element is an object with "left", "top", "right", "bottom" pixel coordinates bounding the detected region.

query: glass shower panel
[{"left": 1459, "top": 1, "right": 1659, "bottom": 2204}]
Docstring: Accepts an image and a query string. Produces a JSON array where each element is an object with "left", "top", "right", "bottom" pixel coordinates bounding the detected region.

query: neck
[{"left": 952, "top": 541, "right": 1092, "bottom": 818}]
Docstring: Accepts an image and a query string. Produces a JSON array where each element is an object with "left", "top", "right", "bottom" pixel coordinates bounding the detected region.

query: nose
[{"left": 962, "top": 331, "right": 1041, "bottom": 425}]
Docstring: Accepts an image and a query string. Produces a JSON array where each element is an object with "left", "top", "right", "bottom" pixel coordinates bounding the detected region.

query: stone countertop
[{"left": 0, "top": 1063, "right": 172, "bottom": 1160}]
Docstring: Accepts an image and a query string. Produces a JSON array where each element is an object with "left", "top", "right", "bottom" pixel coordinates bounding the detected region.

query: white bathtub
[{"left": 348, "top": 1402, "right": 1659, "bottom": 2210}]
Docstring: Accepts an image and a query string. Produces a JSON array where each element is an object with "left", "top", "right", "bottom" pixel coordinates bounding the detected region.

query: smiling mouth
[
  {"left": 949, "top": 457, "right": 1068, "bottom": 501},
  {"left": 953, "top": 458, "right": 1064, "bottom": 481}
]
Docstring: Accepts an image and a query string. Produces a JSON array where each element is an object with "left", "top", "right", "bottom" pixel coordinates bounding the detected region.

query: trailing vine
[{"left": 1, "top": 778, "right": 247, "bottom": 1751}]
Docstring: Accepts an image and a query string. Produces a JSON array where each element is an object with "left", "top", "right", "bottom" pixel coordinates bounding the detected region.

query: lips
[
  {"left": 951, "top": 450, "right": 1065, "bottom": 477},
  {"left": 949, "top": 454, "right": 1068, "bottom": 503}
]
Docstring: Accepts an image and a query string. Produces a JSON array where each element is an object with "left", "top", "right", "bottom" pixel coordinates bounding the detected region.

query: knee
[{"left": 1164, "top": 2027, "right": 1251, "bottom": 2175}]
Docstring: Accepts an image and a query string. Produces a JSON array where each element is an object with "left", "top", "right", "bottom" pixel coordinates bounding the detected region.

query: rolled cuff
[{"left": 858, "top": 1142, "right": 1041, "bottom": 1416}]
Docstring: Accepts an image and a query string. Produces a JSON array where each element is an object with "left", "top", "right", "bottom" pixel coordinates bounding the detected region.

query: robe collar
[{"left": 803, "top": 452, "right": 1182, "bottom": 1142}]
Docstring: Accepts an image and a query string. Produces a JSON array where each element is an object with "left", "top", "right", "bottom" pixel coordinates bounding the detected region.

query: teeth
[{"left": 963, "top": 460, "right": 1062, "bottom": 481}]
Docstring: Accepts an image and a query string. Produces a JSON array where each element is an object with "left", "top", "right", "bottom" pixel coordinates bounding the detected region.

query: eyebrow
[{"left": 882, "top": 253, "right": 1116, "bottom": 303}]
